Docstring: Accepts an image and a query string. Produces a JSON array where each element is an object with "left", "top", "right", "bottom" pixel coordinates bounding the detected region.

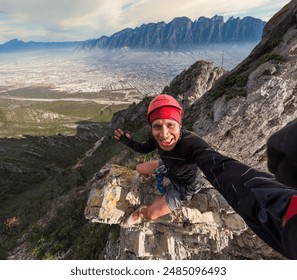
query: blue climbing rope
[{"left": 154, "top": 165, "right": 167, "bottom": 195}]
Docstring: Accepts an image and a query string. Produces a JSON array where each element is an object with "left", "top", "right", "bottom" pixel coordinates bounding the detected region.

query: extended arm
[{"left": 190, "top": 136, "right": 297, "bottom": 258}]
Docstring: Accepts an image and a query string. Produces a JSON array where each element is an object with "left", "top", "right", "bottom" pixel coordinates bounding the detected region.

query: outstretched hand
[{"left": 114, "top": 128, "right": 131, "bottom": 145}]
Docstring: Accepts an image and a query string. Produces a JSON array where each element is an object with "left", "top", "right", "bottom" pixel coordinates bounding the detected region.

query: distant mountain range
[
  {"left": 0, "top": 15, "right": 265, "bottom": 52},
  {"left": 81, "top": 15, "right": 265, "bottom": 50},
  {"left": 0, "top": 39, "right": 81, "bottom": 52}
]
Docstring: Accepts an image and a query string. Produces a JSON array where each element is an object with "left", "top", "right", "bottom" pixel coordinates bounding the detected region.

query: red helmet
[{"left": 147, "top": 94, "right": 184, "bottom": 124}]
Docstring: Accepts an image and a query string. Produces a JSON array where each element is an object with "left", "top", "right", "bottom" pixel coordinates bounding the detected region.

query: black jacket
[
  {"left": 189, "top": 140, "right": 297, "bottom": 259},
  {"left": 124, "top": 130, "right": 208, "bottom": 195}
]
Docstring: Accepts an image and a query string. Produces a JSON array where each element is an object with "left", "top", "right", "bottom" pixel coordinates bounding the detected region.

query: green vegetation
[
  {"left": 0, "top": 86, "right": 138, "bottom": 259},
  {"left": 267, "top": 31, "right": 284, "bottom": 50},
  {"left": 212, "top": 73, "right": 248, "bottom": 100},
  {"left": 0, "top": 97, "right": 128, "bottom": 138},
  {"left": 0, "top": 102, "right": 127, "bottom": 137},
  {"left": 0, "top": 134, "right": 132, "bottom": 259},
  {"left": 29, "top": 193, "right": 111, "bottom": 260},
  {"left": 260, "top": 53, "right": 286, "bottom": 64},
  {"left": 5, "top": 87, "right": 139, "bottom": 102},
  {"left": 211, "top": 51, "right": 285, "bottom": 101},
  {"left": 163, "top": 82, "right": 182, "bottom": 96}
]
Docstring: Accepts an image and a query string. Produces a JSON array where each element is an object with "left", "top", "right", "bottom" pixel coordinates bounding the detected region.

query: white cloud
[
  {"left": 0, "top": 0, "right": 99, "bottom": 28},
  {"left": 115, "top": 0, "right": 290, "bottom": 26},
  {"left": 0, "top": 0, "right": 291, "bottom": 43}
]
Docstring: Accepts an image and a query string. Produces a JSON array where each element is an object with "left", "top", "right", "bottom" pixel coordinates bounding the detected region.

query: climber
[
  {"left": 114, "top": 94, "right": 205, "bottom": 224},
  {"left": 115, "top": 94, "right": 297, "bottom": 259}
]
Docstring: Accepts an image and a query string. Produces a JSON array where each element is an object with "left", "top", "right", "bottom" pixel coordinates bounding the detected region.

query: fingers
[
  {"left": 132, "top": 206, "right": 147, "bottom": 221},
  {"left": 114, "top": 128, "right": 131, "bottom": 140},
  {"left": 132, "top": 211, "right": 140, "bottom": 220},
  {"left": 132, "top": 211, "right": 144, "bottom": 221},
  {"left": 114, "top": 128, "right": 124, "bottom": 140}
]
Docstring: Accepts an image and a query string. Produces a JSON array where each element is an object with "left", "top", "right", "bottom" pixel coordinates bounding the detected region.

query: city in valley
[{"left": 0, "top": 44, "right": 255, "bottom": 137}]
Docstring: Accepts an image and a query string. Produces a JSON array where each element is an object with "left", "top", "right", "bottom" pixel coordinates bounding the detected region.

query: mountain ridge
[
  {"left": 0, "top": 38, "right": 81, "bottom": 52},
  {"left": 0, "top": 15, "right": 265, "bottom": 52},
  {"left": 80, "top": 15, "right": 265, "bottom": 50}
]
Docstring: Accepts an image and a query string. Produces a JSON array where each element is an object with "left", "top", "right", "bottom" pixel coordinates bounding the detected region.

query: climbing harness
[{"left": 154, "top": 165, "right": 168, "bottom": 195}]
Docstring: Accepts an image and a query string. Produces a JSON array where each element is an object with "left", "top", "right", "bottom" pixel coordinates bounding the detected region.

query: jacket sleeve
[
  {"left": 188, "top": 137, "right": 254, "bottom": 209},
  {"left": 189, "top": 135, "right": 297, "bottom": 258},
  {"left": 188, "top": 137, "right": 235, "bottom": 185}
]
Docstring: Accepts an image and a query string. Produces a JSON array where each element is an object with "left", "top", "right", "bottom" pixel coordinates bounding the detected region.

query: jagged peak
[
  {"left": 5, "top": 38, "right": 25, "bottom": 44},
  {"left": 169, "top": 16, "right": 192, "bottom": 23},
  {"left": 211, "top": 14, "right": 224, "bottom": 21},
  {"left": 112, "top": 27, "right": 134, "bottom": 36}
]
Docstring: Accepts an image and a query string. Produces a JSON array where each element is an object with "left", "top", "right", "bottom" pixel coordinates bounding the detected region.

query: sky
[{"left": 0, "top": 0, "right": 292, "bottom": 44}]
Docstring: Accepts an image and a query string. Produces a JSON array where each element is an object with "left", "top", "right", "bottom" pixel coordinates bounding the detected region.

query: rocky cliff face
[
  {"left": 84, "top": 0, "right": 297, "bottom": 260},
  {"left": 81, "top": 16, "right": 265, "bottom": 50},
  {"left": 187, "top": 0, "right": 297, "bottom": 170},
  {"left": 163, "top": 60, "right": 225, "bottom": 107}
]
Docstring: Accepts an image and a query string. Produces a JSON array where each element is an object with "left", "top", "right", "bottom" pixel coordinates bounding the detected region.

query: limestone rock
[
  {"left": 164, "top": 60, "right": 225, "bottom": 107},
  {"left": 85, "top": 164, "right": 141, "bottom": 225},
  {"left": 85, "top": 164, "right": 283, "bottom": 260}
]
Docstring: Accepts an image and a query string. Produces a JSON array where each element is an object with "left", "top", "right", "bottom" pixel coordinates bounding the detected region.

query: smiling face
[{"left": 151, "top": 118, "right": 181, "bottom": 151}]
